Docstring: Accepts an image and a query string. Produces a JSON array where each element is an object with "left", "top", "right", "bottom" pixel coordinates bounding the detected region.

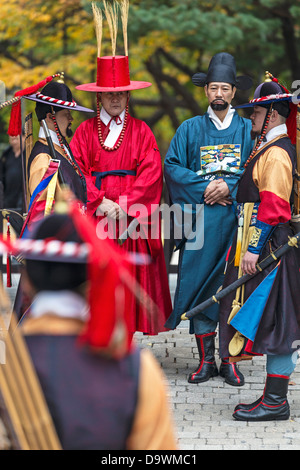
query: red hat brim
[{"left": 76, "top": 81, "right": 152, "bottom": 92}]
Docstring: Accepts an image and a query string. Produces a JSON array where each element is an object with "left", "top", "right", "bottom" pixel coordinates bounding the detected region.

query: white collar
[
  {"left": 39, "top": 127, "right": 60, "bottom": 146},
  {"left": 30, "top": 290, "right": 89, "bottom": 322},
  {"left": 100, "top": 107, "right": 126, "bottom": 126},
  {"left": 38, "top": 127, "right": 71, "bottom": 159},
  {"left": 264, "top": 123, "right": 287, "bottom": 143},
  {"left": 207, "top": 105, "right": 235, "bottom": 130},
  {"left": 258, "top": 123, "right": 288, "bottom": 150},
  {"left": 100, "top": 107, "right": 126, "bottom": 147}
]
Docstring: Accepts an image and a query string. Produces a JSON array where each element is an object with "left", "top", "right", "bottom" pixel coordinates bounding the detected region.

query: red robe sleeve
[
  {"left": 70, "top": 118, "right": 105, "bottom": 217},
  {"left": 117, "top": 122, "right": 163, "bottom": 258},
  {"left": 253, "top": 146, "right": 293, "bottom": 225}
]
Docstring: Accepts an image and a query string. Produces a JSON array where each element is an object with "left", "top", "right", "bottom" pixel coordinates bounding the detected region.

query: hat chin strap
[
  {"left": 50, "top": 108, "right": 72, "bottom": 152},
  {"left": 49, "top": 109, "right": 87, "bottom": 186},
  {"left": 243, "top": 104, "right": 273, "bottom": 170},
  {"left": 253, "top": 103, "right": 273, "bottom": 152}
]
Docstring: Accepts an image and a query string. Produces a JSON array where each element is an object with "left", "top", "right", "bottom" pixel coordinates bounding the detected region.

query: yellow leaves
[{"left": 132, "top": 30, "right": 173, "bottom": 60}]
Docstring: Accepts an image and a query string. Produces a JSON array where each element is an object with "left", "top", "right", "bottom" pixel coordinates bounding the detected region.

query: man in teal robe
[{"left": 164, "top": 53, "right": 254, "bottom": 385}]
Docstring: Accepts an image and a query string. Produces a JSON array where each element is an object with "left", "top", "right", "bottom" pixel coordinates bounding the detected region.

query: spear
[{"left": 181, "top": 231, "right": 300, "bottom": 321}]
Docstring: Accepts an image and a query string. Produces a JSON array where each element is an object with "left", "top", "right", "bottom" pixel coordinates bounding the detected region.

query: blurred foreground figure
[{"left": 19, "top": 205, "right": 177, "bottom": 450}]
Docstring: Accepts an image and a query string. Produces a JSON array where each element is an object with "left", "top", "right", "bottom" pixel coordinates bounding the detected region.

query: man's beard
[
  {"left": 66, "top": 126, "right": 73, "bottom": 138},
  {"left": 211, "top": 101, "right": 229, "bottom": 112}
]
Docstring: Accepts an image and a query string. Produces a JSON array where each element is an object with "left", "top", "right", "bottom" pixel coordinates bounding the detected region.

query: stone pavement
[
  {"left": 1, "top": 273, "right": 300, "bottom": 450},
  {"left": 134, "top": 326, "right": 300, "bottom": 451}
]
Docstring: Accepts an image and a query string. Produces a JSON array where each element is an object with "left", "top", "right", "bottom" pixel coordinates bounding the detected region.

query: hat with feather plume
[{"left": 77, "top": 0, "right": 152, "bottom": 93}]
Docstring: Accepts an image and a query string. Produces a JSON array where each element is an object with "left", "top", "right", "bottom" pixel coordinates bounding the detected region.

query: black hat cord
[
  {"left": 50, "top": 109, "right": 87, "bottom": 188},
  {"left": 243, "top": 103, "right": 273, "bottom": 170}
]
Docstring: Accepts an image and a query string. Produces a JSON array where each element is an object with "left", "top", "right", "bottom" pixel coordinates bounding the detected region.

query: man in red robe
[{"left": 70, "top": 51, "right": 172, "bottom": 336}]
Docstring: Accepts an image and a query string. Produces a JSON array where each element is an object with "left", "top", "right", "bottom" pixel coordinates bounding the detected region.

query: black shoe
[
  {"left": 234, "top": 396, "right": 262, "bottom": 411},
  {"left": 233, "top": 374, "right": 290, "bottom": 421},
  {"left": 188, "top": 333, "right": 218, "bottom": 384},
  {"left": 219, "top": 359, "right": 245, "bottom": 386}
]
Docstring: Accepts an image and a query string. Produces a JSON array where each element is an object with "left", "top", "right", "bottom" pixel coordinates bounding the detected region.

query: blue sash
[
  {"left": 230, "top": 264, "right": 279, "bottom": 341},
  {"left": 92, "top": 170, "right": 136, "bottom": 190},
  {"left": 27, "top": 173, "right": 56, "bottom": 212}
]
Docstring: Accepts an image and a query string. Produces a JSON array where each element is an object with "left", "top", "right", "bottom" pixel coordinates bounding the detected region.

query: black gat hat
[{"left": 192, "top": 52, "right": 253, "bottom": 90}]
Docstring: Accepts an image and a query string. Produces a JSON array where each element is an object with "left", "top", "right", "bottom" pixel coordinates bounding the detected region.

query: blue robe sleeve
[
  {"left": 164, "top": 122, "right": 211, "bottom": 248},
  {"left": 164, "top": 122, "right": 210, "bottom": 205}
]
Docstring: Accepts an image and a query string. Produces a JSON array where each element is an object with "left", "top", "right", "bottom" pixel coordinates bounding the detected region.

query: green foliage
[{"left": 0, "top": 0, "right": 298, "bottom": 153}]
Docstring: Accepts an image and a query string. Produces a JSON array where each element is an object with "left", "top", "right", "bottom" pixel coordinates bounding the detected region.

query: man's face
[
  {"left": 205, "top": 82, "right": 236, "bottom": 111},
  {"left": 9, "top": 135, "right": 21, "bottom": 153},
  {"left": 250, "top": 105, "right": 268, "bottom": 135},
  {"left": 55, "top": 109, "right": 74, "bottom": 138},
  {"left": 99, "top": 91, "right": 129, "bottom": 117}
]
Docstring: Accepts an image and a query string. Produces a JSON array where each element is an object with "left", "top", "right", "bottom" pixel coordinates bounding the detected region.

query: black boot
[
  {"left": 233, "top": 374, "right": 290, "bottom": 421},
  {"left": 188, "top": 333, "right": 218, "bottom": 384},
  {"left": 234, "top": 381, "right": 266, "bottom": 411},
  {"left": 219, "top": 359, "right": 245, "bottom": 386},
  {"left": 234, "top": 396, "right": 263, "bottom": 412}
]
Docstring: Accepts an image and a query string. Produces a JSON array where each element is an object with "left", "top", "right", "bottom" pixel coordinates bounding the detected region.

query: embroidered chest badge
[{"left": 197, "top": 144, "right": 241, "bottom": 177}]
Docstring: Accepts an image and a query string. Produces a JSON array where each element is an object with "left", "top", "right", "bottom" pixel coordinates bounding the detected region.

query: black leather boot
[
  {"left": 234, "top": 396, "right": 263, "bottom": 411},
  {"left": 219, "top": 359, "right": 245, "bottom": 386},
  {"left": 234, "top": 381, "right": 266, "bottom": 411},
  {"left": 188, "top": 333, "right": 218, "bottom": 384},
  {"left": 233, "top": 374, "right": 290, "bottom": 421}
]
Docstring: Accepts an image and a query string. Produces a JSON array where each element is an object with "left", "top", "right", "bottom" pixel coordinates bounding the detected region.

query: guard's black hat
[
  {"left": 25, "top": 81, "right": 94, "bottom": 121},
  {"left": 236, "top": 80, "right": 291, "bottom": 117}
]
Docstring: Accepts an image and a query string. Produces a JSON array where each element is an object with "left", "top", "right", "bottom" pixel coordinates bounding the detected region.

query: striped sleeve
[{"left": 248, "top": 146, "right": 293, "bottom": 254}]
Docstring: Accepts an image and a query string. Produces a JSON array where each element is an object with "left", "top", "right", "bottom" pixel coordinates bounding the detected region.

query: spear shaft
[{"left": 181, "top": 231, "right": 300, "bottom": 321}]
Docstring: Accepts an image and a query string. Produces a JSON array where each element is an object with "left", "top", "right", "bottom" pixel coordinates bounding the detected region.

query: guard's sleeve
[
  {"left": 248, "top": 146, "right": 293, "bottom": 254},
  {"left": 29, "top": 153, "right": 51, "bottom": 197},
  {"left": 126, "top": 349, "right": 178, "bottom": 450}
]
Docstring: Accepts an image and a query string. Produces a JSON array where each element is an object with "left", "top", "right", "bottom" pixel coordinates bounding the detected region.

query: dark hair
[
  {"left": 35, "top": 82, "right": 74, "bottom": 121},
  {"left": 26, "top": 214, "right": 87, "bottom": 292}
]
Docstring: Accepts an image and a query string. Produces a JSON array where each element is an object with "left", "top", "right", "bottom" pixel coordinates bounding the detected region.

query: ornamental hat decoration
[
  {"left": 76, "top": 0, "right": 152, "bottom": 93},
  {"left": 192, "top": 52, "right": 253, "bottom": 90},
  {"left": 235, "top": 71, "right": 299, "bottom": 145},
  {"left": 25, "top": 79, "right": 94, "bottom": 115},
  {"left": 7, "top": 74, "right": 94, "bottom": 137}
]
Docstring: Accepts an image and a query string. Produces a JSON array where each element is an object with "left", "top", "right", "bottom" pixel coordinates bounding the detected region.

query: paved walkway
[
  {"left": 134, "top": 326, "right": 300, "bottom": 451},
  {"left": 1, "top": 273, "right": 300, "bottom": 450}
]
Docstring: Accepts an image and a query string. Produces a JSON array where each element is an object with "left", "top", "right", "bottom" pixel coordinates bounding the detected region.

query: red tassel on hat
[
  {"left": 70, "top": 203, "right": 134, "bottom": 358},
  {"left": 6, "top": 217, "right": 11, "bottom": 288},
  {"left": 271, "top": 75, "right": 297, "bottom": 145},
  {"left": 286, "top": 103, "right": 297, "bottom": 145},
  {"left": 8, "top": 74, "right": 60, "bottom": 137}
]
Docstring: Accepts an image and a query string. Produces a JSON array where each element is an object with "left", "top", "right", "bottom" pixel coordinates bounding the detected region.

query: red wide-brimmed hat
[
  {"left": 77, "top": 1, "right": 151, "bottom": 93},
  {"left": 76, "top": 55, "right": 152, "bottom": 93}
]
